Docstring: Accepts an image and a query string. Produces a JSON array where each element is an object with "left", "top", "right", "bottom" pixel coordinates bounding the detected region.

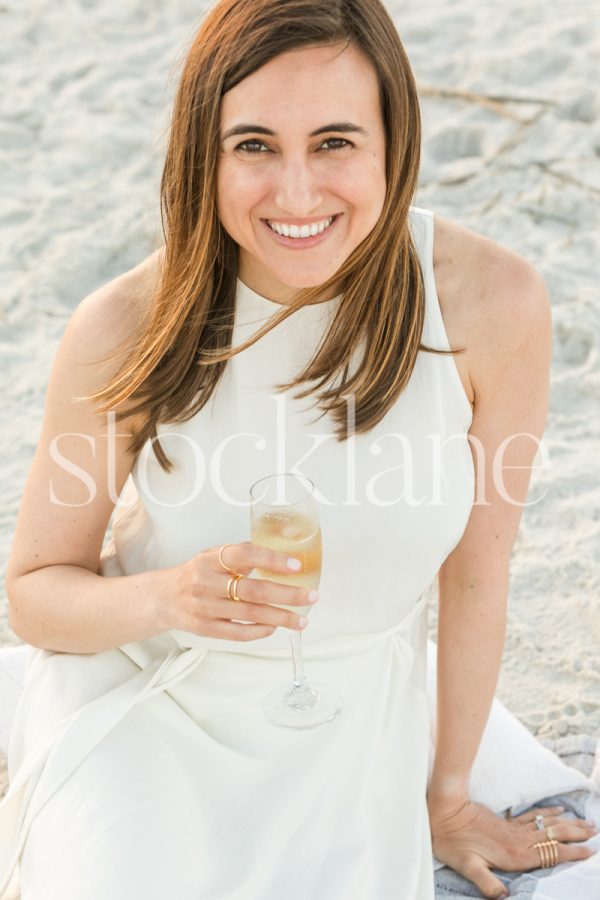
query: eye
[
  {"left": 235, "top": 140, "right": 269, "bottom": 154},
  {"left": 234, "top": 137, "right": 354, "bottom": 154},
  {"left": 320, "top": 138, "right": 353, "bottom": 151}
]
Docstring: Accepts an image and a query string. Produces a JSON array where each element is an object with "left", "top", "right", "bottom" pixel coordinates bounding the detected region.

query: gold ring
[
  {"left": 532, "top": 839, "right": 559, "bottom": 868},
  {"left": 533, "top": 841, "right": 549, "bottom": 868},
  {"left": 218, "top": 544, "right": 237, "bottom": 574},
  {"left": 227, "top": 573, "right": 245, "bottom": 602},
  {"left": 546, "top": 826, "right": 556, "bottom": 841}
]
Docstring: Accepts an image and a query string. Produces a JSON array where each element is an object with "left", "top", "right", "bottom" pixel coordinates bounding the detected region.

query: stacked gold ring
[
  {"left": 532, "top": 839, "right": 559, "bottom": 868},
  {"left": 219, "top": 545, "right": 245, "bottom": 602},
  {"left": 227, "top": 573, "right": 245, "bottom": 602}
]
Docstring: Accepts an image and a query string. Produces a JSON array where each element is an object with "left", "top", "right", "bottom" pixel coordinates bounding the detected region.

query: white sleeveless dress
[{"left": 0, "top": 206, "right": 476, "bottom": 899}]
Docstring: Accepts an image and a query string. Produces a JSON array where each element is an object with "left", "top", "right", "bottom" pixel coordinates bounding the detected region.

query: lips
[
  {"left": 266, "top": 215, "right": 336, "bottom": 238},
  {"left": 261, "top": 213, "right": 341, "bottom": 249}
]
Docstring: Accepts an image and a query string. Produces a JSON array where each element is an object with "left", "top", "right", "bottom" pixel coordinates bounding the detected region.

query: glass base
[{"left": 262, "top": 681, "right": 344, "bottom": 729}]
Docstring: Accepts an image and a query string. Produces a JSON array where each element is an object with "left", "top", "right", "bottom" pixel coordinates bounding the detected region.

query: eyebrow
[{"left": 221, "top": 122, "right": 369, "bottom": 141}]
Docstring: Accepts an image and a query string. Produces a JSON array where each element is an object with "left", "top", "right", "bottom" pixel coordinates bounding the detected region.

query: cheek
[
  {"left": 365, "top": 175, "right": 386, "bottom": 225},
  {"left": 331, "top": 155, "right": 386, "bottom": 204},
  {"left": 217, "top": 162, "right": 269, "bottom": 222},
  {"left": 356, "top": 158, "right": 386, "bottom": 201}
]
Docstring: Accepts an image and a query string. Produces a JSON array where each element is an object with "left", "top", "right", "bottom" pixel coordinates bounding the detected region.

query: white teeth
[{"left": 267, "top": 216, "right": 335, "bottom": 238}]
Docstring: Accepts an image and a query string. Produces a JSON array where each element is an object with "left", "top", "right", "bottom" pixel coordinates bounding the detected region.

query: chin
[
  {"left": 280, "top": 274, "right": 331, "bottom": 289},
  {"left": 270, "top": 262, "right": 343, "bottom": 289}
]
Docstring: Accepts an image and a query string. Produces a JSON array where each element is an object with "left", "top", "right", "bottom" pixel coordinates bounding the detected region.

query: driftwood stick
[
  {"left": 485, "top": 109, "right": 547, "bottom": 161},
  {"left": 537, "top": 162, "right": 600, "bottom": 197},
  {"left": 418, "top": 84, "right": 556, "bottom": 121}
]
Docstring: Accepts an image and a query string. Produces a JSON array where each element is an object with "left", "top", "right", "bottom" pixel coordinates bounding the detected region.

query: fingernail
[
  {"left": 585, "top": 819, "right": 596, "bottom": 826},
  {"left": 556, "top": 806, "right": 565, "bottom": 812},
  {"left": 308, "top": 590, "right": 319, "bottom": 604},
  {"left": 298, "top": 616, "right": 308, "bottom": 629},
  {"left": 287, "top": 558, "right": 302, "bottom": 571}
]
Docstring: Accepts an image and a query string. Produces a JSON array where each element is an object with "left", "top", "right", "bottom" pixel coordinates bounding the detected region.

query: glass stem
[{"left": 288, "top": 630, "right": 306, "bottom": 689}]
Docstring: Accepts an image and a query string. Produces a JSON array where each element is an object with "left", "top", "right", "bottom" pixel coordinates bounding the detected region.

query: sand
[{"left": 1, "top": 0, "right": 598, "bottom": 805}]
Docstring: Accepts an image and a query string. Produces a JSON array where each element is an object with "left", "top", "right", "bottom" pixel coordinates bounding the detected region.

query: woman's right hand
[{"left": 166, "top": 542, "right": 318, "bottom": 641}]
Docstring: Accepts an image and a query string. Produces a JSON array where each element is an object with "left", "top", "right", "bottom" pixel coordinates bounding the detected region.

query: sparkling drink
[
  {"left": 251, "top": 510, "right": 322, "bottom": 614},
  {"left": 249, "top": 472, "right": 343, "bottom": 729}
]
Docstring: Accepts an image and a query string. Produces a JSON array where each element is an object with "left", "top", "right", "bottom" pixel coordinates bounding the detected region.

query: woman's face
[{"left": 217, "top": 42, "right": 387, "bottom": 304}]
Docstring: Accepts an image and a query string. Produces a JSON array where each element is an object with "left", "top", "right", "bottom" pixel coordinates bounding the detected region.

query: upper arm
[
  {"left": 5, "top": 269, "right": 150, "bottom": 594},
  {"left": 440, "top": 249, "right": 552, "bottom": 593}
]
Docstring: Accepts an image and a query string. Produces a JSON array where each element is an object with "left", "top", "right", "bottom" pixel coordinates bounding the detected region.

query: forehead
[{"left": 220, "top": 43, "right": 379, "bottom": 124}]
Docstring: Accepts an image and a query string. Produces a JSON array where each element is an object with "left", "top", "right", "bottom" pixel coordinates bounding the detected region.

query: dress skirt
[{"left": 2, "top": 598, "right": 435, "bottom": 900}]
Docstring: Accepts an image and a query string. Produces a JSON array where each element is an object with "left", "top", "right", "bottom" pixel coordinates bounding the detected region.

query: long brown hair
[{"left": 91, "top": 0, "right": 455, "bottom": 471}]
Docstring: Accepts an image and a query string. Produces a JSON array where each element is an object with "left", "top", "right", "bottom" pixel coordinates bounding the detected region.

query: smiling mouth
[{"left": 263, "top": 214, "right": 340, "bottom": 239}]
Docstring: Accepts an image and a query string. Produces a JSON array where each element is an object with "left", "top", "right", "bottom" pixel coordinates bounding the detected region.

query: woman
[{"left": 0, "top": 0, "right": 596, "bottom": 898}]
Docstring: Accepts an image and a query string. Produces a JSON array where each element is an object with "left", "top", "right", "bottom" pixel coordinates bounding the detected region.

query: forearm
[
  {"left": 428, "top": 572, "right": 508, "bottom": 803},
  {"left": 7, "top": 564, "right": 176, "bottom": 654}
]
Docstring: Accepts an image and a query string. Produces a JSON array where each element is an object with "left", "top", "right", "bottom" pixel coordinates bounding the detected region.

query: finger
[
  {"left": 523, "top": 815, "right": 591, "bottom": 830},
  {"left": 516, "top": 806, "right": 566, "bottom": 824},
  {"left": 521, "top": 814, "right": 597, "bottom": 837},
  {"left": 557, "top": 842, "right": 598, "bottom": 863},
  {"left": 213, "top": 596, "right": 309, "bottom": 631},
  {"left": 544, "top": 822, "right": 598, "bottom": 843},
  {"left": 527, "top": 840, "right": 596, "bottom": 870},
  {"left": 522, "top": 816, "right": 561, "bottom": 829},
  {"left": 460, "top": 855, "right": 508, "bottom": 899},
  {"left": 514, "top": 806, "right": 565, "bottom": 822},
  {"left": 214, "top": 542, "right": 304, "bottom": 578},
  {"left": 513, "top": 808, "right": 556, "bottom": 825},
  {"left": 203, "top": 619, "right": 277, "bottom": 641},
  {"left": 219, "top": 571, "right": 318, "bottom": 610}
]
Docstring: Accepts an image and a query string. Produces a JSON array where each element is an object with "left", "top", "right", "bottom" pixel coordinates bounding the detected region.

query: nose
[{"left": 273, "top": 155, "right": 324, "bottom": 217}]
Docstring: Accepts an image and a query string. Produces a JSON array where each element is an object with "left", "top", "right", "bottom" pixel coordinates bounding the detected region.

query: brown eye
[
  {"left": 321, "top": 138, "right": 353, "bottom": 151},
  {"left": 235, "top": 140, "right": 269, "bottom": 153}
]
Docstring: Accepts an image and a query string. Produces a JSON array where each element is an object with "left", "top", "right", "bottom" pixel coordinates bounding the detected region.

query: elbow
[
  {"left": 6, "top": 574, "right": 24, "bottom": 641},
  {"left": 5, "top": 570, "right": 36, "bottom": 647}
]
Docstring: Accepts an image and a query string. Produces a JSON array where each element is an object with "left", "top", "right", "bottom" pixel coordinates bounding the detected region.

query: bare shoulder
[
  {"left": 431, "top": 214, "right": 551, "bottom": 403},
  {"left": 65, "top": 247, "right": 164, "bottom": 426},
  {"left": 70, "top": 246, "right": 163, "bottom": 351}
]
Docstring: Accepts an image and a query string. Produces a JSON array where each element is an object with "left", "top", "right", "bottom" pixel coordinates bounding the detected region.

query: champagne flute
[{"left": 250, "top": 473, "right": 344, "bottom": 729}]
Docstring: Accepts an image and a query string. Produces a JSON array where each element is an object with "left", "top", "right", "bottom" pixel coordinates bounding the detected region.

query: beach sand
[{"left": 1, "top": 0, "right": 598, "bottom": 805}]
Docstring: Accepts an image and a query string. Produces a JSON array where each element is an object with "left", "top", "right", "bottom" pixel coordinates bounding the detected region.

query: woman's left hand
[{"left": 428, "top": 793, "right": 597, "bottom": 899}]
